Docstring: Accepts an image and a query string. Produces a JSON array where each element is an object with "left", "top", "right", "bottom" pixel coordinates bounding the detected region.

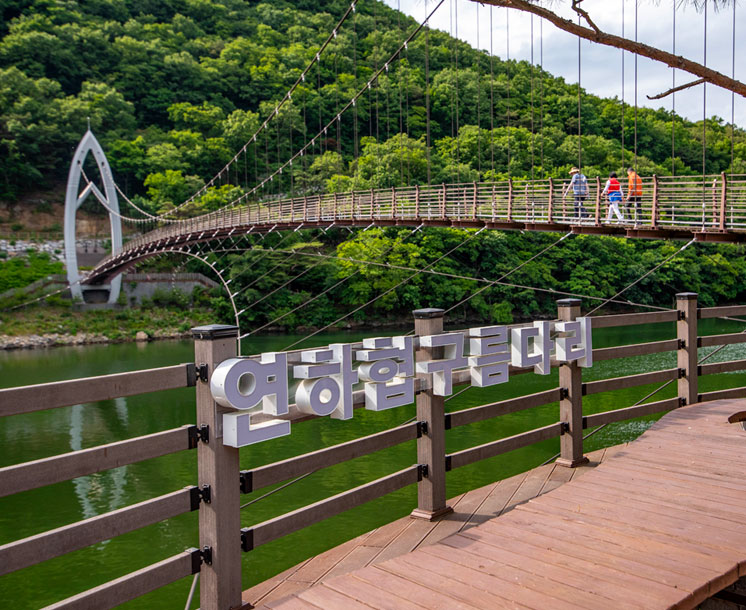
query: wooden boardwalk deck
[{"left": 246, "top": 399, "right": 746, "bottom": 609}]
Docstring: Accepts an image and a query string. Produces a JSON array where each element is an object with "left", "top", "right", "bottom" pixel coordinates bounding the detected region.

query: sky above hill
[{"left": 385, "top": 0, "right": 745, "bottom": 129}]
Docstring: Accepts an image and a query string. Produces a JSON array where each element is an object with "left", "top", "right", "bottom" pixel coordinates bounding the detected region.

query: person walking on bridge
[
  {"left": 562, "top": 167, "right": 589, "bottom": 222},
  {"left": 602, "top": 171, "right": 625, "bottom": 223},
  {"left": 626, "top": 167, "right": 643, "bottom": 224}
]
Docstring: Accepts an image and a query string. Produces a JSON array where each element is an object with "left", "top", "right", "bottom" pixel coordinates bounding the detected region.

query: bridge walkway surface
[{"left": 246, "top": 399, "right": 746, "bottom": 609}]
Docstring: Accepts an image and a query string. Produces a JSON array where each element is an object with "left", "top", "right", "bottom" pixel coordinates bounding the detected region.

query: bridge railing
[
  {"left": 90, "top": 173, "right": 746, "bottom": 282},
  {"left": 4, "top": 295, "right": 745, "bottom": 608}
]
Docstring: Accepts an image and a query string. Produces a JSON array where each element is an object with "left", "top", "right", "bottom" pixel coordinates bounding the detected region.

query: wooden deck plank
[
  {"left": 435, "top": 522, "right": 649, "bottom": 609},
  {"left": 414, "top": 542, "right": 607, "bottom": 610},
  {"left": 456, "top": 520, "right": 686, "bottom": 608},
  {"left": 459, "top": 470, "right": 531, "bottom": 526},
  {"left": 256, "top": 581, "right": 316, "bottom": 609},
  {"left": 512, "top": 503, "right": 736, "bottom": 598},
  {"left": 382, "top": 555, "right": 531, "bottom": 609},
  {"left": 363, "top": 515, "right": 416, "bottom": 548},
  {"left": 322, "top": 544, "right": 383, "bottom": 581},
  {"left": 323, "top": 571, "right": 428, "bottom": 609},
  {"left": 469, "top": 521, "right": 692, "bottom": 607},
  {"left": 242, "top": 561, "right": 312, "bottom": 607},
  {"left": 368, "top": 517, "right": 438, "bottom": 565},
  {"left": 354, "top": 565, "right": 480, "bottom": 610},
  {"left": 416, "top": 482, "right": 499, "bottom": 546},
  {"left": 568, "top": 469, "right": 746, "bottom": 521},
  {"left": 538, "top": 462, "right": 573, "bottom": 494},
  {"left": 521, "top": 489, "right": 746, "bottom": 567},
  {"left": 500, "top": 463, "right": 555, "bottom": 512},
  {"left": 257, "top": 593, "right": 320, "bottom": 609},
  {"left": 425, "top": 533, "right": 643, "bottom": 610},
  {"left": 531, "top": 488, "right": 746, "bottom": 555},
  {"left": 545, "top": 481, "right": 746, "bottom": 538},
  {"left": 297, "top": 584, "right": 374, "bottom": 610},
  {"left": 286, "top": 533, "right": 371, "bottom": 584}
]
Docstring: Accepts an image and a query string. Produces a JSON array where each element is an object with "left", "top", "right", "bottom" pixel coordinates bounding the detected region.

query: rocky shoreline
[{"left": 0, "top": 330, "right": 192, "bottom": 350}]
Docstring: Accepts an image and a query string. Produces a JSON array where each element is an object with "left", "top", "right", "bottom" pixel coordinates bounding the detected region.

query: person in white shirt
[{"left": 601, "top": 171, "right": 625, "bottom": 223}]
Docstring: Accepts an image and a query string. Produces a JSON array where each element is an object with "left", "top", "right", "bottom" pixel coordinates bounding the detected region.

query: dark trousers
[
  {"left": 574, "top": 195, "right": 587, "bottom": 219},
  {"left": 626, "top": 196, "right": 642, "bottom": 219}
]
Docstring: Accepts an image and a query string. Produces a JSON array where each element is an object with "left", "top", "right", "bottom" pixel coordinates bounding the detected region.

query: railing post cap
[
  {"left": 191, "top": 324, "right": 239, "bottom": 340},
  {"left": 676, "top": 292, "right": 698, "bottom": 301},
  {"left": 556, "top": 298, "right": 582, "bottom": 308},
  {"left": 413, "top": 308, "right": 445, "bottom": 319}
]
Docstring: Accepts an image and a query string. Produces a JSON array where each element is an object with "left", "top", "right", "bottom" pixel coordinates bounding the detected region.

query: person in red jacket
[{"left": 602, "top": 171, "right": 625, "bottom": 223}]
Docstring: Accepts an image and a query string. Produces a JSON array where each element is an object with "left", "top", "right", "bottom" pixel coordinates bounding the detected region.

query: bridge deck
[{"left": 251, "top": 399, "right": 746, "bottom": 609}]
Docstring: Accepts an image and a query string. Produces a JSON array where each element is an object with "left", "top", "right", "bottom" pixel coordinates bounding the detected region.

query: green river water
[{"left": 0, "top": 319, "right": 744, "bottom": 609}]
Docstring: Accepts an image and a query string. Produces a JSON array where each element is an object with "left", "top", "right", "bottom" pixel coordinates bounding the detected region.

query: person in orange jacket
[{"left": 626, "top": 167, "right": 643, "bottom": 223}]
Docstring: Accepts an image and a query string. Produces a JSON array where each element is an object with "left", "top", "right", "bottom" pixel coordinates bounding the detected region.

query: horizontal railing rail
[
  {"left": 0, "top": 363, "right": 196, "bottom": 417},
  {"left": 241, "top": 466, "right": 420, "bottom": 552},
  {"left": 0, "top": 425, "right": 197, "bottom": 498},
  {"left": 3, "top": 292, "right": 746, "bottom": 609},
  {"left": 0, "top": 487, "right": 197, "bottom": 577},
  {"left": 44, "top": 549, "right": 198, "bottom": 610},
  {"left": 240, "top": 421, "right": 421, "bottom": 493}
]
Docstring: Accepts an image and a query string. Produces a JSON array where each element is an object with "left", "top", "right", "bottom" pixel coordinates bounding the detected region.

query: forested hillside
[{"left": 1, "top": 0, "right": 744, "bottom": 328}]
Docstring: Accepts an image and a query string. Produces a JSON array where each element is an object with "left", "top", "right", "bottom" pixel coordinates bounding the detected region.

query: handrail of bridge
[
  {"left": 86, "top": 173, "right": 746, "bottom": 284},
  {"left": 1, "top": 296, "right": 746, "bottom": 609}
]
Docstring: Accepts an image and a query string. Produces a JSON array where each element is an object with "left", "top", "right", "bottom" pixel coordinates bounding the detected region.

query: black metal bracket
[
  {"left": 417, "top": 464, "right": 429, "bottom": 481},
  {"left": 561, "top": 422, "right": 570, "bottom": 434},
  {"left": 678, "top": 368, "right": 687, "bottom": 379},
  {"left": 239, "top": 470, "right": 253, "bottom": 494},
  {"left": 196, "top": 363, "right": 209, "bottom": 382},
  {"left": 189, "top": 546, "right": 213, "bottom": 573},
  {"left": 190, "top": 484, "right": 212, "bottom": 510},
  {"left": 444, "top": 455, "right": 452, "bottom": 472},
  {"left": 581, "top": 416, "right": 588, "bottom": 430},
  {"left": 188, "top": 424, "right": 210, "bottom": 448},
  {"left": 680, "top": 397, "right": 687, "bottom": 407},
  {"left": 417, "top": 420, "right": 429, "bottom": 437},
  {"left": 185, "top": 362, "right": 197, "bottom": 387},
  {"left": 241, "top": 528, "right": 254, "bottom": 552},
  {"left": 678, "top": 310, "right": 686, "bottom": 321},
  {"left": 678, "top": 339, "right": 686, "bottom": 350},
  {"left": 443, "top": 413, "right": 452, "bottom": 430},
  {"left": 559, "top": 387, "right": 569, "bottom": 400}
]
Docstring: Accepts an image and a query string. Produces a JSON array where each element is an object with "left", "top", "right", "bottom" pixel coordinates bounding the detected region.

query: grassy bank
[{"left": 0, "top": 305, "right": 218, "bottom": 343}]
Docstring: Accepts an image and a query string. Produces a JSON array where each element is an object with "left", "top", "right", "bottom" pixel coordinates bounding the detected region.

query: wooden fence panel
[
  {"left": 43, "top": 550, "right": 196, "bottom": 610},
  {"left": 446, "top": 423, "right": 564, "bottom": 471},
  {"left": 698, "top": 332, "right": 746, "bottom": 348},
  {"left": 698, "top": 305, "right": 746, "bottom": 319},
  {"left": 243, "top": 466, "right": 419, "bottom": 550},
  {"left": 0, "top": 364, "right": 194, "bottom": 417},
  {"left": 592, "top": 339, "right": 679, "bottom": 362},
  {"left": 0, "top": 426, "right": 193, "bottom": 498},
  {"left": 583, "top": 397, "right": 681, "bottom": 429},
  {"left": 589, "top": 311, "right": 678, "bottom": 329},
  {"left": 0, "top": 488, "right": 195, "bottom": 576},
  {"left": 582, "top": 369, "right": 679, "bottom": 396},
  {"left": 245, "top": 422, "right": 419, "bottom": 492},
  {"left": 447, "top": 389, "right": 561, "bottom": 429},
  {"left": 698, "top": 359, "right": 746, "bottom": 376}
]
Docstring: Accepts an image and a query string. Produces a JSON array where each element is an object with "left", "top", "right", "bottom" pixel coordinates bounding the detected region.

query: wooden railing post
[
  {"left": 556, "top": 299, "right": 588, "bottom": 468},
  {"left": 548, "top": 178, "right": 554, "bottom": 223},
  {"left": 472, "top": 181, "right": 478, "bottom": 220},
  {"left": 411, "top": 308, "right": 452, "bottom": 521},
  {"left": 719, "top": 171, "right": 727, "bottom": 231},
  {"left": 192, "top": 324, "right": 242, "bottom": 610},
  {"left": 594, "top": 176, "right": 602, "bottom": 225},
  {"left": 415, "top": 184, "right": 420, "bottom": 219},
  {"left": 507, "top": 178, "right": 514, "bottom": 222},
  {"left": 676, "top": 292, "right": 698, "bottom": 406},
  {"left": 651, "top": 174, "right": 659, "bottom": 229}
]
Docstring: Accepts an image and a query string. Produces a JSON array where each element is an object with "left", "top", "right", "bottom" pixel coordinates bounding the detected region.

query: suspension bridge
[{"left": 4, "top": 0, "right": 746, "bottom": 608}]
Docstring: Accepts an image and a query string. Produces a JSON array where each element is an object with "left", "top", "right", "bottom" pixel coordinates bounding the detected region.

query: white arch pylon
[{"left": 64, "top": 129, "right": 123, "bottom": 304}]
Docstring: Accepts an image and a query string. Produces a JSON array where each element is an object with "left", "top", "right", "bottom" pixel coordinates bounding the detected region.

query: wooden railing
[
  {"left": 1, "top": 294, "right": 746, "bottom": 609},
  {"left": 87, "top": 174, "right": 746, "bottom": 283}
]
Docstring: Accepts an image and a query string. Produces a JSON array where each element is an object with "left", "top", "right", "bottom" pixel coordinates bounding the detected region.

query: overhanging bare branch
[
  {"left": 475, "top": 0, "right": 746, "bottom": 98},
  {"left": 647, "top": 78, "right": 706, "bottom": 100}
]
